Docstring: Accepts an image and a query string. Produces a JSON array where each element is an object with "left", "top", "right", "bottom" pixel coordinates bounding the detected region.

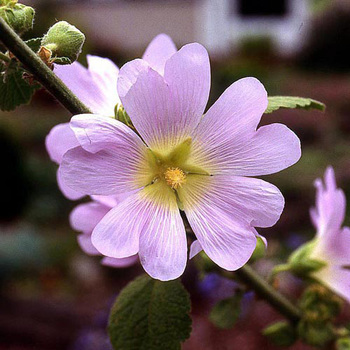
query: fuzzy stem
[
  {"left": 0, "top": 17, "right": 91, "bottom": 114},
  {"left": 234, "top": 264, "right": 302, "bottom": 323},
  {"left": 0, "top": 51, "right": 10, "bottom": 62}
]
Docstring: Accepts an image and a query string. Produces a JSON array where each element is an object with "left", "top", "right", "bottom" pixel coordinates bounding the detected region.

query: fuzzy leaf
[
  {"left": 209, "top": 292, "right": 243, "bottom": 329},
  {"left": 265, "top": 96, "right": 325, "bottom": 114},
  {"left": 25, "top": 37, "right": 42, "bottom": 52},
  {"left": 0, "top": 62, "right": 38, "bottom": 111},
  {"left": 108, "top": 275, "right": 191, "bottom": 350}
]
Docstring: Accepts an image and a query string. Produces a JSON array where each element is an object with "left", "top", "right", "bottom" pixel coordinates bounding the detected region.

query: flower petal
[
  {"left": 101, "top": 255, "right": 138, "bottom": 268},
  {"left": 313, "top": 266, "right": 350, "bottom": 304},
  {"left": 77, "top": 233, "right": 100, "bottom": 255},
  {"left": 70, "top": 201, "right": 111, "bottom": 234},
  {"left": 60, "top": 144, "right": 151, "bottom": 196},
  {"left": 142, "top": 33, "right": 177, "bottom": 75},
  {"left": 312, "top": 166, "right": 346, "bottom": 236},
  {"left": 178, "top": 175, "right": 257, "bottom": 271},
  {"left": 191, "top": 94, "right": 300, "bottom": 175},
  {"left": 138, "top": 184, "right": 187, "bottom": 281},
  {"left": 189, "top": 78, "right": 298, "bottom": 175},
  {"left": 57, "top": 168, "right": 84, "bottom": 200},
  {"left": 54, "top": 55, "right": 119, "bottom": 115},
  {"left": 45, "top": 123, "right": 79, "bottom": 164},
  {"left": 70, "top": 114, "right": 146, "bottom": 153},
  {"left": 189, "top": 240, "right": 202, "bottom": 259},
  {"left": 118, "top": 43, "right": 210, "bottom": 152}
]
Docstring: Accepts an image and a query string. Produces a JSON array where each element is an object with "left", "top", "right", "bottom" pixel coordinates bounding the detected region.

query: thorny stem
[
  {"left": 0, "top": 17, "right": 91, "bottom": 114},
  {"left": 1, "top": 15, "right": 303, "bottom": 326},
  {"left": 228, "top": 264, "right": 302, "bottom": 323}
]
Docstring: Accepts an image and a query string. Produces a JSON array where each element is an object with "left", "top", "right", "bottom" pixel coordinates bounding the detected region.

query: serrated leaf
[
  {"left": 265, "top": 96, "right": 325, "bottom": 114},
  {"left": 108, "top": 275, "right": 191, "bottom": 350},
  {"left": 0, "top": 63, "right": 38, "bottom": 111},
  {"left": 25, "top": 37, "right": 42, "bottom": 52},
  {"left": 209, "top": 292, "right": 243, "bottom": 329}
]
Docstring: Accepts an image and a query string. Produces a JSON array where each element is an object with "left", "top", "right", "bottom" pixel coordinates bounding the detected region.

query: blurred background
[{"left": 1, "top": 0, "right": 350, "bottom": 349}]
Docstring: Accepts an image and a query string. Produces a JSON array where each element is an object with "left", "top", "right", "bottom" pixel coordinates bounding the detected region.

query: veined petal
[
  {"left": 178, "top": 175, "right": 257, "bottom": 271},
  {"left": 92, "top": 183, "right": 187, "bottom": 280},
  {"left": 118, "top": 43, "right": 210, "bottom": 153},
  {"left": 101, "top": 255, "right": 138, "bottom": 268},
  {"left": 189, "top": 240, "right": 202, "bottom": 259},
  {"left": 138, "top": 183, "right": 187, "bottom": 281},
  {"left": 60, "top": 144, "right": 151, "bottom": 196},
  {"left": 54, "top": 55, "right": 119, "bottom": 116},
  {"left": 70, "top": 114, "right": 147, "bottom": 153},
  {"left": 142, "top": 33, "right": 177, "bottom": 75},
  {"left": 191, "top": 120, "right": 300, "bottom": 176},
  {"left": 45, "top": 123, "right": 79, "bottom": 164},
  {"left": 312, "top": 266, "right": 350, "bottom": 304},
  {"left": 57, "top": 168, "right": 84, "bottom": 200},
  {"left": 70, "top": 201, "right": 111, "bottom": 234},
  {"left": 77, "top": 233, "right": 100, "bottom": 255},
  {"left": 313, "top": 167, "right": 346, "bottom": 237}
]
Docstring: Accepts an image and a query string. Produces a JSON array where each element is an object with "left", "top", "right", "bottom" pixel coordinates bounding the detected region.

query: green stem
[
  {"left": 0, "top": 17, "right": 91, "bottom": 114},
  {"left": 234, "top": 264, "right": 302, "bottom": 323},
  {"left": 0, "top": 51, "right": 10, "bottom": 62}
]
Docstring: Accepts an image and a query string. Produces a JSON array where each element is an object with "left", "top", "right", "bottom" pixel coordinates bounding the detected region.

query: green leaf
[
  {"left": 263, "top": 321, "right": 297, "bottom": 347},
  {"left": 108, "top": 275, "right": 191, "bottom": 350},
  {"left": 337, "top": 337, "right": 350, "bottom": 350},
  {"left": 0, "top": 62, "right": 38, "bottom": 111},
  {"left": 25, "top": 37, "right": 42, "bottom": 52},
  {"left": 209, "top": 292, "right": 243, "bottom": 329},
  {"left": 265, "top": 96, "right": 325, "bottom": 114}
]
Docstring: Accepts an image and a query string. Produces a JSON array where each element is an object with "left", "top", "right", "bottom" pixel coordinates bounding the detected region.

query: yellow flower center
[{"left": 164, "top": 167, "right": 186, "bottom": 189}]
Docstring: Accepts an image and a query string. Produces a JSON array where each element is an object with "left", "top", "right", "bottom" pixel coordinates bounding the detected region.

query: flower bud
[
  {"left": 0, "top": 1, "right": 35, "bottom": 34},
  {"left": 263, "top": 321, "right": 297, "bottom": 347},
  {"left": 249, "top": 236, "right": 266, "bottom": 263},
  {"left": 40, "top": 21, "right": 85, "bottom": 64}
]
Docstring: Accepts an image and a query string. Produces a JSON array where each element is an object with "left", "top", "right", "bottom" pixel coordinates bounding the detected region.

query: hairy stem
[
  {"left": 0, "top": 17, "right": 91, "bottom": 114},
  {"left": 234, "top": 264, "right": 301, "bottom": 323}
]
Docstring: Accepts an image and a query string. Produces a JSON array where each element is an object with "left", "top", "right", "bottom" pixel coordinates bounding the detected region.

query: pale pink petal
[
  {"left": 191, "top": 121, "right": 300, "bottom": 176},
  {"left": 69, "top": 202, "right": 111, "bottom": 234},
  {"left": 70, "top": 114, "right": 146, "bottom": 153},
  {"left": 57, "top": 168, "right": 84, "bottom": 200},
  {"left": 178, "top": 175, "right": 257, "bottom": 270},
  {"left": 101, "top": 255, "right": 138, "bottom": 268},
  {"left": 118, "top": 44, "right": 210, "bottom": 151},
  {"left": 138, "top": 194, "right": 187, "bottom": 281},
  {"left": 60, "top": 136, "right": 151, "bottom": 196},
  {"left": 313, "top": 167, "right": 346, "bottom": 237},
  {"left": 91, "top": 195, "right": 120, "bottom": 208},
  {"left": 142, "top": 33, "right": 177, "bottom": 75},
  {"left": 91, "top": 190, "right": 145, "bottom": 258},
  {"left": 54, "top": 55, "right": 119, "bottom": 116},
  {"left": 189, "top": 240, "right": 202, "bottom": 259},
  {"left": 77, "top": 233, "right": 100, "bottom": 255},
  {"left": 313, "top": 266, "right": 350, "bottom": 304},
  {"left": 45, "top": 123, "right": 79, "bottom": 164}
]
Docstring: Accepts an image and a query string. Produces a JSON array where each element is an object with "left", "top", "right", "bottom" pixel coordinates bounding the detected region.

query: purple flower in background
[
  {"left": 309, "top": 167, "right": 350, "bottom": 303},
  {"left": 59, "top": 37, "right": 301, "bottom": 281}
]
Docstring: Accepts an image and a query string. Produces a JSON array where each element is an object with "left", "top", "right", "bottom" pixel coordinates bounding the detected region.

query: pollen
[{"left": 164, "top": 167, "right": 186, "bottom": 190}]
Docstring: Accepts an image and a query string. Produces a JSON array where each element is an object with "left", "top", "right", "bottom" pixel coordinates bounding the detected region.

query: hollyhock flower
[
  {"left": 70, "top": 195, "right": 138, "bottom": 268},
  {"left": 308, "top": 167, "right": 350, "bottom": 303},
  {"left": 59, "top": 41, "right": 301, "bottom": 281}
]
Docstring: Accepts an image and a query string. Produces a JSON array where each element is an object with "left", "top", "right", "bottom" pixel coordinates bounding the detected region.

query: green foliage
[
  {"left": 265, "top": 96, "right": 325, "bottom": 114},
  {"left": 0, "top": 61, "right": 38, "bottom": 111},
  {"left": 297, "top": 319, "right": 334, "bottom": 348},
  {"left": 337, "top": 337, "right": 350, "bottom": 350},
  {"left": 41, "top": 21, "right": 85, "bottom": 64},
  {"left": 25, "top": 38, "right": 42, "bottom": 53},
  {"left": 108, "top": 275, "right": 192, "bottom": 350},
  {"left": 263, "top": 321, "right": 297, "bottom": 347},
  {"left": 0, "top": 0, "right": 35, "bottom": 35},
  {"left": 209, "top": 292, "right": 243, "bottom": 329}
]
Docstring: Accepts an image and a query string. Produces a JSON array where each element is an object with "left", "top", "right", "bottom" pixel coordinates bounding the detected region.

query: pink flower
[
  {"left": 309, "top": 167, "right": 350, "bottom": 302},
  {"left": 59, "top": 40, "right": 301, "bottom": 281},
  {"left": 45, "top": 34, "right": 177, "bottom": 266}
]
